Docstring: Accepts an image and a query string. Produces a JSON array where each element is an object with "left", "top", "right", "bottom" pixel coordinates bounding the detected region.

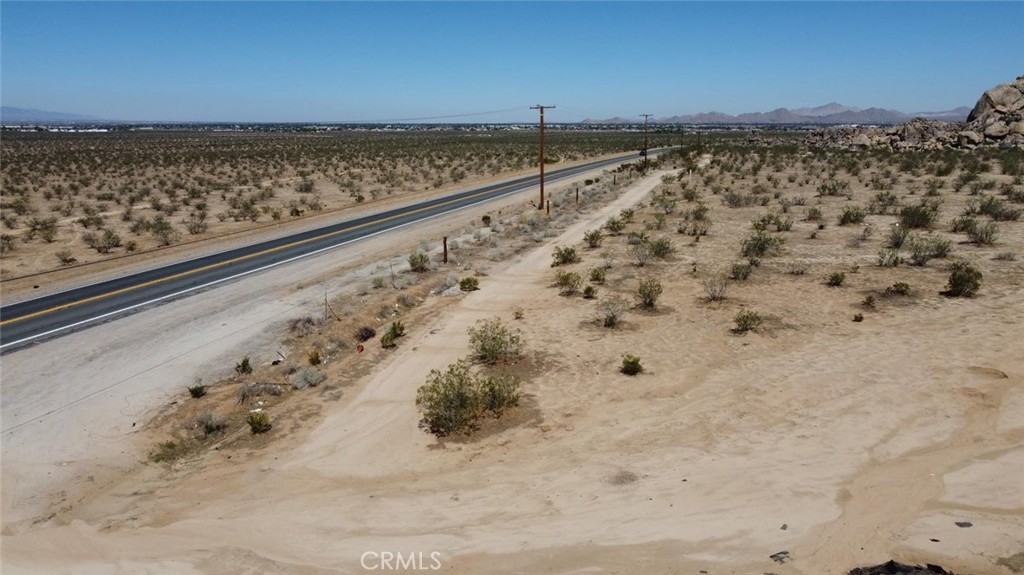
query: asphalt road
[{"left": 0, "top": 150, "right": 668, "bottom": 350}]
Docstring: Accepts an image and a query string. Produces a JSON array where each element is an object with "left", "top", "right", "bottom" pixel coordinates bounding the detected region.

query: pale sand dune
[{"left": 3, "top": 167, "right": 1022, "bottom": 575}]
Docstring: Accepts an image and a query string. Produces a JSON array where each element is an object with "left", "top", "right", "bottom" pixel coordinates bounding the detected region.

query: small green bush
[
  {"left": 635, "top": 277, "right": 663, "bottom": 309},
  {"left": 589, "top": 267, "right": 606, "bottom": 284},
  {"left": 551, "top": 245, "right": 581, "bottom": 266},
  {"left": 838, "top": 206, "right": 867, "bottom": 226},
  {"left": 415, "top": 359, "right": 521, "bottom": 437},
  {"left": 898, "top": 201, "right": 940, "bottom": 229},
  {"left": 733, "top": 309, "right": 763, "bottom": 333},
  {"left": 468, "top": 317, "right": 524, "bottom": 365},
  {"left": 877, "top": 248, "right": 902, "bottom": 267},
  {"left": 604, "top": 217, "right": 625, "bottom": 234},
  {"left": 246, "top": 412, "right": 272, "bottom": 434},
  {"left": 196, "top": 410, "right": 227, "bottom": 438},
  {"left": 583, "top": 229, "right": 604, "bottom": 248},
  {"left": 950, "top": 215, "right": 978, "bottom": 234},
  {"left": 583, "top": 285, "right": 597, "bottom": 299},
  {"left": 649, "top": 237, "right": 674, "bottom": 258},
  {"left": 887, "top": 224, "right": 910, "bottom": 248},
  {"left": 235, "top": 356, "right": 253, "bottom": 376},
  {"left": 740, "top": 231, "right": 785, "bottom": 258},
  {"left": 730, "top": 262, "right": 752, "bottom": 281},
  {"left": 907, "top": 234, "right": 952, "bottom": 266},
  {"left": 620, "top": 354, "right": 643, "bottom": 376},
  {"left": 459, "top": 277, "right": 480, "bottom": 291},
  {"left": 408, "top": 250, "right": 430, "bottom": 272},
  {"left": 968, "top": 222, "right": 999, "bottom": 245},
  {"left": 826, "top": 272, "right": 846, "bottom": 287},
  {"left": 308, "top": 348, "right": 322, "bottom": 366},
  {"left": 187, "top": 381, "right": 207, "bottom": 399},
  {"left": 554, "top": 270, "right": 582, "bottom": 295},
  {"left": 945, "top": 262, "right": 982, "bottom": 297},
  {"left": 885, "top": 282, "right": 911, "bottom": 296}
]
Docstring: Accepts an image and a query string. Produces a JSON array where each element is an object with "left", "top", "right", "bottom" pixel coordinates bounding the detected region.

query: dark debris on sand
[{"left": 848, "top": 560, "right": 958, "bottom": 575}]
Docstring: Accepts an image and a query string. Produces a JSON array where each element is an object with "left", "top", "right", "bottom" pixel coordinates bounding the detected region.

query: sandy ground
[{"left": 2, "top": 164, "right": 1023, "bottom": 574}]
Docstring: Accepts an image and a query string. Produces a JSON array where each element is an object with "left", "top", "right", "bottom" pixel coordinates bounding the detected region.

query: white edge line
[{"left": 0, "top": 155, "right": 635, "bottom": 352}]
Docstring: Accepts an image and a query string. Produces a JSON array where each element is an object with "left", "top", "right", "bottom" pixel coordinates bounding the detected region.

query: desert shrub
[
  {"left": 291, "top": 367, "right": 325, "bottom": 390},
  {"left": 626, "top": 231, "right": 649, "bottom": 245},
  {"left": 554, "top": 270, "right": 582, "bottom": 295},
  {"left": 551, "top": 245, "right": 581, "bottom": 266},
  {"left": 627, "top": 241, "right": 653, "bottom": 267},
  {"left": 55, "top": 250, "right": 77, "bottom": 266},
  {"left": 945, "top": 262, "right": 982, "bottom": 297},
  {"left": 468, "top": 317, "right": 524, "bottom": 365},
  {"left": 583, "top": 229, "right": 604, "bottom": 248},
  {"left": 513, "top": 307, "right": 525, "bottom": 320},
  {"left": 898, "top": 201, "right": 940, "bottom": 229},
  {"left": 950, "top": 215, "right": 978, "bottom": 234},
  {"left": 589, "top": 267, "right": 606, "bottom": 284},
  {"left": 235, "top": 356, "right": 253, "bottom": 376},
  {"left": 635, "top": 277, "right": 663, "bottom": 309},
  {"left": 381, "top": 320, "right": 406, "bottom": 348},
  {"left": 817, "top": 178, "right": 851, "bottom": 197},
  {"left": 805, "top": 207, "right": 823, "bottom": 221},
  {"left": 604, "top": 217, "right": 625, "bottom": 234},
  {"left": 583, "top": 285, "right": 597, "bottom": 299},
  {"left": 598, "top": 295, "right": 629, "bottom": 327},
  {"left": 649, "top": 237, "right": 674, "bottom": 258},
  {"left": 308, "top": 348, "right": 322, "bottom": 366},
  {"left": 408, "top": 250, "right": 430, "bottom": 272},
  {"left": 853, "top": 313, "right": 864, "bottom": 322},
  {"left": 730, "top": 262, "right": 752, "bottom": 281},
  {"left": 907, "top": 234, "right": 952, "bottom": 266},
  {"left": 740, "top": 231, "right": 785, "bottom": 258},
  {"left": 415, "top": 359, "right": 520, "bottom": 437},
  {"left": 0, "top": 234, "right": 14, "bottom": 254},
  {"left": 459, "top": 277, "right": 480, "bottom": 291},
  {"left": 968, "top": 222, "right": 999, "bottom": 245},
  {"left": 187, "top": 380, "right": 207, "bottom": 398},
  {"left": 355, "top": 326, "right": 376, "bottom": 342},
  {"left": 863, "top": 295, "right": 876, "bottom": 308},
  {"left": 838, "top": 206, "right": 867, "bottom": 226},
  {"left": 994, "top": 251, "right": 1017, "bottom": 261},
  {"left": 620, "top": 354, "right": 643, "bottom": 376},
  {"left": 885, "top": 282, "right": 911, "bottom": 296},
  {"left": 733, "top": 309, "right": 763, "bottom": 333},
  {"left": 195, "top": 410, "right": 227, "bottom": 438},
  {"left": 246, "top": 412, "right": 272, "bottom": 434},
  {"left": 236, "top": 382, "right": 282, "bottom": 405},
  {"left": 826, "top": 272, "right": 846, "bottom": 287},
  {"left": 703, "top": 276, "right": 729, "bottom": 301},
  {"left": 887, "top": 224, "right": 910, "bottom": 249}
]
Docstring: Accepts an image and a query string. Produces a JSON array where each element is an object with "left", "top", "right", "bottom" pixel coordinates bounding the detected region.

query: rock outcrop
[{"left": 808, "top": 76, "right": 1024, "bottom": 150}]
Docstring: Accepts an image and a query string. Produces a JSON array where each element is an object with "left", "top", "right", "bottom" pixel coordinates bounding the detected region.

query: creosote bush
[
  {"left": 459, "top": 277, "right": 480, "bottom": 291},
  {"left": 468, "top": 317, "right": 524, "bottom": 365},
  {"left": 246, "top": 412, "right": 272, "bottom": 434},
  {"left": 589, "top": 267, "right": 606, "bottom": 284},
  {"left": 554, "top": 270, "right": 583, "bottom": 296},
  {"left": 415, "top": 359, "right": 521, "bottom": 437},
  {"left": 703, "top": 276, "right": 729, "bottom": 302},
  {"left": 740, "top": 231, "right": 785, "bottom": 258},
  {"left": 408, "top": 250, "right": 430, "bottom": 272},
  {"left": 187, "top": 380, "right": 207, "bottom": 399},
  {"left": 355, "top": 325, "right": 377, "bottom": 342},
  {"left": 635, "top": 277, "right": 663, "bottom": 309},
  {"left": 826, "top": 272, "right": 846, "bottom": 287},
  {"left": 730, "top": 262, "right": 752, "bottom": 281},
  {"left": 583, "top": 229, "right": 604, "bottom": 248},
  {"left": 885, "top": 282, "right": 911, "bottom": 296},
  {"left": 733, "top": 309, "right": 763, "bottom": 333},
  {"left": 598, "top": 295, "right": 629, "bottom": 327},
  {"left": 620, "top": 354, "right": 643, "bottom": 376},
  {"left": 945, "top": 261, "right": 982, "bottom": 297},
  {"left": 551, "top": 245, "right": 581, "bottom": 266},
  {"left": 381, "top": 320, "right": 406, "bottom": 348}
]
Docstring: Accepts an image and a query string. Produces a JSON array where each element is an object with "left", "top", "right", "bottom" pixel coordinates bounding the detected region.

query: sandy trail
[{"left": 3, "top": 167, "right": 1022, "bottom": 575}]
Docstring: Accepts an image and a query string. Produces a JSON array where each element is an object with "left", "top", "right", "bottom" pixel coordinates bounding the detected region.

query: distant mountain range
[
  {"left": 3, "top": 103, "right": 972, "bottom": 126},
  {"left": 582, "top": 103, "right": 972, "bottom": 125},
  {"left": 1, "top": 106, "right": 104, "bottom": 124}
]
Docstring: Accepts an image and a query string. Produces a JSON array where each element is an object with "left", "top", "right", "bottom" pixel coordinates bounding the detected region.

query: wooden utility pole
[
  {"left": 531, "top": 105, "right": 555, "bottom": 210},
  {"left": 640, "top": 113, "right": 653, "bottom": 171}
]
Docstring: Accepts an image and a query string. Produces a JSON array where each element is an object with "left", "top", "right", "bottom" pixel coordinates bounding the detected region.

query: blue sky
[{"left": 1, "top": 2, "right": 1021, "bottom": 122}]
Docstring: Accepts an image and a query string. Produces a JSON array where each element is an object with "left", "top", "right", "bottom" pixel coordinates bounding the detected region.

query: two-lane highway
[{"left": 1, "top": 150, "right": 667, "bottom": 350}]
